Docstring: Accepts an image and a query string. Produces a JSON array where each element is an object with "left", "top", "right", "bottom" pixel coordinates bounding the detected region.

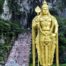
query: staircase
[{"left": 6, "top": 32, "right": 31, "bottom": 66}]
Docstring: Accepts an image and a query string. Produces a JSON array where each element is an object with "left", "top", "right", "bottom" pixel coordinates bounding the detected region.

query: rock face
[
  {"left": 5, "top": 32, "right": 31, "bottom": 66},
  {"left": 5, "top": 59, "right": 19, "bottom": 66},
  {"left": 17, "top": 0, "right": 58, "bottom": 28},
  {"left": 1, "top": 0, "right": 66, "bottom": 27},
  {"left": 1, "top": 0, "right": 11, "bottom": 20},
  {"left": 17, "top": 0, "right": 31, "bottom": 28}
]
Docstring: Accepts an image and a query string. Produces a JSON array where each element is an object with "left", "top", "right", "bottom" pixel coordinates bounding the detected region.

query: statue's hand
[
  {"left": 52, "top": 33, "right": 56, "bottom": 37},
  {"left": 52, "top": 33, "right": 56, "bottom": 41}
]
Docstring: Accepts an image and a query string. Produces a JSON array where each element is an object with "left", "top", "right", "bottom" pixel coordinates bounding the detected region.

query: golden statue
[{"left": 32, "top": 0, "right": 59, "bottom": 66}]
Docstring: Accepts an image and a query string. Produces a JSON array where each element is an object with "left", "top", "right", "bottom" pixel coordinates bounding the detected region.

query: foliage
[
  {"left": 0, "top": 19, "right": 22, "bottom": 33},
  {"left": 0, "top": 0, "right": 4, "bottom": 14},
  {"left": 0, "top": 19, "right": 22, "bottom": 64}
]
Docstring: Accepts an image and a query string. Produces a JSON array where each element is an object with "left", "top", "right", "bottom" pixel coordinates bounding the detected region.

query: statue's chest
[
  {"left": 39, "top": 16, "right": 52, "bottom": 30},
  {"left": 40, "top": 17, "right": 51, "bottom": 26}
]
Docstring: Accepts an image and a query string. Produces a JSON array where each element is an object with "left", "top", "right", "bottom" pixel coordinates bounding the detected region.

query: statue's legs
[
  {"left": 35, "top": 35, "right": 56, "bottom": 66},
  {"left": 40, "top": 41, "right": 56, "bottom": 66},
  {"left": 40, "top": 42, "right": 46, "bottom": 66},
  {"left": 42, "top": 44, "right": 45, "bottom": 66},
  {"left": 48, "top": 41, "right": 56, "bottom": 66}
]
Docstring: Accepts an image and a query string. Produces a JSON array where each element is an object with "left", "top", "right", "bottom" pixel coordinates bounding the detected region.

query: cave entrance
[{"left": 27, "top": 12, "right": 36, "bottom": 28}]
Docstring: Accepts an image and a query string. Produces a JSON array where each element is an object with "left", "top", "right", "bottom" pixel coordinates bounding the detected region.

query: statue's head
[{"left": 41, "top": 0, "right": 49, "bottom": 15}]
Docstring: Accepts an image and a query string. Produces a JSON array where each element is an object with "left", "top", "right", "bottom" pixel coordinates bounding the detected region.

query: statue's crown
[{"left": 42, "top": 0, "right": 48, "bottom": 9}]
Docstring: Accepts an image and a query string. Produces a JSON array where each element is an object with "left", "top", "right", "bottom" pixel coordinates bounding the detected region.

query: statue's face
[{"left": 42, "top": 8, "right": 49, "bottom": 15}]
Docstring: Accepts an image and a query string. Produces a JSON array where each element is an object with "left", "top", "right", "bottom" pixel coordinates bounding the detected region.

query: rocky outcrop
[
  {"left": 5, "top": 32, "right": 31, "bottom": 66},
  {"left": 1, "top": 0, "right": 11, "bottom": 20}
]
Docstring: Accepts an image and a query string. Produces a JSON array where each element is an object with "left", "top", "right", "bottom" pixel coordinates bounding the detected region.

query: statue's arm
[
  {"left": 51, "top": 16, "right": 58, "bottom": 36},
  {"left": 32, "top": 16, "right": 39, "bottom": 40},
  {"left": 54, "top": 18, "right": 58, "bottom": 34}
]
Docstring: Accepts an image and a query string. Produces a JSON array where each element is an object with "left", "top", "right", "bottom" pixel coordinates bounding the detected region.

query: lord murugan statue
[{"left": 32, "top": 0, "right": 59, "bottom": 66}]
